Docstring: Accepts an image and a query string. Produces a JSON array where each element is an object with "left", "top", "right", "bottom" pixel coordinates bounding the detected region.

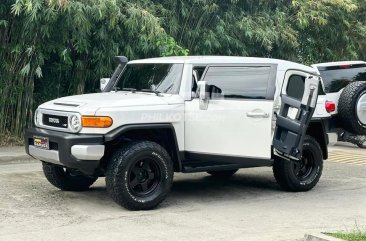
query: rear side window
[
  {"left": 286, "top": 75, "right": 305, "bottom": 100},
  {"left": 202, "top": 66, "right": 271, "bottom": 99},
  {"left": 318, "top": 64, "right": 366, "bottom": 93},
  {"left": 286, "top": 74, "right": 325, "bottom": 99}
]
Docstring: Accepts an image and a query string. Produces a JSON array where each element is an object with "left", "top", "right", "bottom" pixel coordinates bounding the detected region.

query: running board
[
  {"left": 183, "top": 163, "right": 248, "bottom": 173},
  {"left": 181, "top": 153, "right": 273, "bottom": 173}
]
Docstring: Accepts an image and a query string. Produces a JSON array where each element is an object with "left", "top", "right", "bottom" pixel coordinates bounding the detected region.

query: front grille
[{"left": 42, "top": 114, "right": 68, "bottom": 128}]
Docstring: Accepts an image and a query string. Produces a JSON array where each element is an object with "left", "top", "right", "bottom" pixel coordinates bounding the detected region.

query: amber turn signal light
[{"left": 81, "top": 116, "right": 113, "bottom": 128}]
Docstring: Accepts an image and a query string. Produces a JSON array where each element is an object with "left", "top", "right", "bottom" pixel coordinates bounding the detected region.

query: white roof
[
  {"left": 129, "top": 56, "right": 317, "bottom": 73},
  {"left": 312, "top": 61, "right": 365, "bottom": 68}
]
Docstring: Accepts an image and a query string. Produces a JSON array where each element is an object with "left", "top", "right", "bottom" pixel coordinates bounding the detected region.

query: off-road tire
[
  {"left": 273, "top": 136, "right": 323, "bottom": 192},
  {"left": 338, "top": 81, "right": 366, "bottom": 135},
  {"left": 105, "top": 141, "right": 174, "bottom": 210},
  {"left": 42, "top": 162, "right": 97, "bottom": 191},
  {"left": 207, "top": 169, "right": 238, "bottom": 178}
]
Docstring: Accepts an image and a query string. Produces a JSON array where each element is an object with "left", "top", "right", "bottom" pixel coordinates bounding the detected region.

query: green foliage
[
  {"left": 143, "top": 0, "right": 365, "bottom": 62},
  {"left": 292, "top": 0, "right": 366, "bottom": 63},
  {"left": 0, "top": 0, "right": 187, "bottom": 137},
  {"left": 0, "top": 0, "right": 365, "bottom": 138},
  {"left": 157, "top": 36, "right": 189, "bottom": 56}
]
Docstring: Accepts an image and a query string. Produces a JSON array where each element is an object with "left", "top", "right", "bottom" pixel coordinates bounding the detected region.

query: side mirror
[
  {"left": 198, "top": 81, "right": 209, "bottom": 110},
  {"left": 100, "top": 78, "right": 110, "bottom": 91}
]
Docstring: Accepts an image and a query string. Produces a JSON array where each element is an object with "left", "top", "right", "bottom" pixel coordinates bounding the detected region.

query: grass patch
[{"left": 328, "top": 231, "right": 366, "bottom": 241}]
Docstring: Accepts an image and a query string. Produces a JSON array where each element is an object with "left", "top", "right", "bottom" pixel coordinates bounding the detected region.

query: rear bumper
[{"left": 25, "top": 128, "right": 104, "bottom": 175}]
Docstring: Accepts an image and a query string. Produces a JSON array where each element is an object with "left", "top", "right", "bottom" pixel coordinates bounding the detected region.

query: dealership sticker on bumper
[{"left": 33, "top": 136, "right": 49, "bottom": 150}]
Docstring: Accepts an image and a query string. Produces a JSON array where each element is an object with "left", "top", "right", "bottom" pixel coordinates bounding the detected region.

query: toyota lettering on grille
[
  {"left": 43, "top": 114, "right": 68, "bottom": 128},
  {"left": 48, "top": 117, "right": 60, "bottom": 124}
]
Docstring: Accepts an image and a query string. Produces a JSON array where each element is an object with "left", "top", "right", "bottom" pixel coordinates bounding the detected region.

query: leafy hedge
[{"left": 0, "top": 0, "right": 365, "bottom": 138}]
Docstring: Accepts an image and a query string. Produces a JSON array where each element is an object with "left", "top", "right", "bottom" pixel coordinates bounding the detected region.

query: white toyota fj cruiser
[{"left": 25, "top": 56, "right": 328, "bottom": 210}]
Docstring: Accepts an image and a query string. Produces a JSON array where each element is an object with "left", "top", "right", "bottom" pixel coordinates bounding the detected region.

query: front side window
[
  {"left": 202, "top": 66, "right": 270, "bottom": 99},
  {"left": 114, "top": 64, "right": 183, "bottom": 94}
]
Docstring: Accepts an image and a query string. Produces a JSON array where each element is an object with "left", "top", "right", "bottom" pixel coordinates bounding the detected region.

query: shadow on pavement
[{"left": 73, "top": 172, "right": 282, "bottom": 208}]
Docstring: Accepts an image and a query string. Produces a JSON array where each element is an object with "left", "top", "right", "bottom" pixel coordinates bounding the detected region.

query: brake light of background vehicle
[
  {"left": 325, "top": 101, "right": 336, "bottom": 113},
  {"left": 339, "top": 64, "right": 351, "bottom": 69},
  {"left": 82, "top": 116, "right": 113, "bottom": 128}
]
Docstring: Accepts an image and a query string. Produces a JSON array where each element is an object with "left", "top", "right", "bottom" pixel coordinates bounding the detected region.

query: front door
[{"left": 185, "top": 65, "right": 277, "bottom": 159}]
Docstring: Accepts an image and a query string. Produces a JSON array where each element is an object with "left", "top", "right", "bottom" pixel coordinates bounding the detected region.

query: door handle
[{"left": 246, "top": 112, "right": 269, "bottom": 118}]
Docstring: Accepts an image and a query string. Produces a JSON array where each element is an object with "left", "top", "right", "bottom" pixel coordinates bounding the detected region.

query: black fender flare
[
  {"left": 104, "top": 123, "right": 182, "bottom": 171},
  {"left": 307, "top": 118, "right": 329, "bottom": 160}
]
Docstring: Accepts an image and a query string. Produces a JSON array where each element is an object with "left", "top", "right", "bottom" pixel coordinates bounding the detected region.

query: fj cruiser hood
[{"left": 38, "top": 92, "right": 175, "bottom": 113}]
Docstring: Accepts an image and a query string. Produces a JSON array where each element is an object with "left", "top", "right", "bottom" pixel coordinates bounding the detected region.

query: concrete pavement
[
  {"left": 0, "top": 143, "right": 365, "bottom": 241},
  {"left": 0, "top": 146, "right": 33, "bottom": 163}
]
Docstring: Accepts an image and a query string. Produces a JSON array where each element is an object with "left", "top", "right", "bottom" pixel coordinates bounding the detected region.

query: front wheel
[
  {"left": 106, "top": 141, "right": 174, "bottom": 210},
  {"left": 273, "top": 136, "right": 323, "bottom": 192},
  {"left": 42, "top": 162, "right": 97, "bottom": 191}
]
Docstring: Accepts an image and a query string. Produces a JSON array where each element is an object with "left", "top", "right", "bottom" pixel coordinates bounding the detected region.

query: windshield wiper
[
  {"left": 140, "top": 89, "right": 161, "bottom": 96},
  {"left": 119, "top": 88, "right": 136, "bottom": 93}
]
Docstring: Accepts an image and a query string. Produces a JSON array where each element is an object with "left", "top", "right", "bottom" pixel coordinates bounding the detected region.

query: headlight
[
  {"left": 34, "top": 109, "right": 42, "bottom": 126},
  {"left": 69, "top": 115, "right": 82, "bottom": 132}
]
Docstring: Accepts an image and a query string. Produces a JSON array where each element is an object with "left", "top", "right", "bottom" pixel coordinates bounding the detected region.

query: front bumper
[{"left": 25, "top": 128, "right": 105, "bottom": 175}]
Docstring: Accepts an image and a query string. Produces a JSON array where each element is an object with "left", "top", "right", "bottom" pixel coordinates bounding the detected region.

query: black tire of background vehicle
[
  {"left": 105, "top": 141, "right": 174, "bottom": 210},
  {"left": 338, "top": 81, "right": 366, "bottom": 135},
  {"left": 341, "top": 132, "right": 366, "bottom": 149},
  {"left": 207, "top": 169, "right": 238, "bottom": 178},
  {"left": 273, "top": 136, "right": 323, "bottom": 192},
  {"left": 42, "top": 162, "right": 97, "bottom": 191}
]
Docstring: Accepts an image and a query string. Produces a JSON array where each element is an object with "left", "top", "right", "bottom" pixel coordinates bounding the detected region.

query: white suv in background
[{"left": 312, "top": 61, "right": 366, "bottom": 147}]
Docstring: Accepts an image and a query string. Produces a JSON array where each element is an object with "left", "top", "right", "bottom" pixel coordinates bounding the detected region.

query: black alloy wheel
[
  {"left": 292, "top": 149, "right": 315, "bottom": 181},
  {"left": 128, "top": 158, "right": 162, "bottom": 197}
]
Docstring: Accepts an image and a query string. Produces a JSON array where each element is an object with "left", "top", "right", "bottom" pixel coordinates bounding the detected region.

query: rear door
[{"left": 273, "top": 70, "right": 320, "bottom": 160}]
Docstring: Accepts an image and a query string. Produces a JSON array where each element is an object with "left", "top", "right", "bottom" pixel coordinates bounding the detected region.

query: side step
[{"left": 182, "top": 160, "right": 273, "bottom": 173}]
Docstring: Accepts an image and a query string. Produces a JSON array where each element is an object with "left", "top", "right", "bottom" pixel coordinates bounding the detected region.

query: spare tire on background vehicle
[{"left": 338, "top": 81, "right": 366, "bottom": 135}]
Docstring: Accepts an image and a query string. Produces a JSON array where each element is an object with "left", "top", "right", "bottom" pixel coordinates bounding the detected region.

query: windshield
[
  {"left": 113, "top": 64, "right": 183, "bottom": 94},
  {"left": 319, "top": 65, "right": 366, "bottom": 93}
]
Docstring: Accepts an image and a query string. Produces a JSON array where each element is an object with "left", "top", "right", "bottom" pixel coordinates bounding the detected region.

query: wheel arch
[
  {"left": 306, "top": 119, "right": 329, "bottom": 160},
  {"left": 104, "top": 124, "right": 182, "bottom": 172}
]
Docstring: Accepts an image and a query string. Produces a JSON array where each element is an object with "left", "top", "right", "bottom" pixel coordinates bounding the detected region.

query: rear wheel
[
  {"left": 207, "top": 169, "right": 238, "bottom": 178},
  {"left": 105, "top": 141, "right": 174, "bottom": 210},
  {"left": 273, "top": 136, "right": 323, "bottom": 192},
  {"left": 42, "top": 162, "right": 97, "bottom": 191},
  {"left": 338, "top": 81, "right": 366, "bottom": 135}
]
